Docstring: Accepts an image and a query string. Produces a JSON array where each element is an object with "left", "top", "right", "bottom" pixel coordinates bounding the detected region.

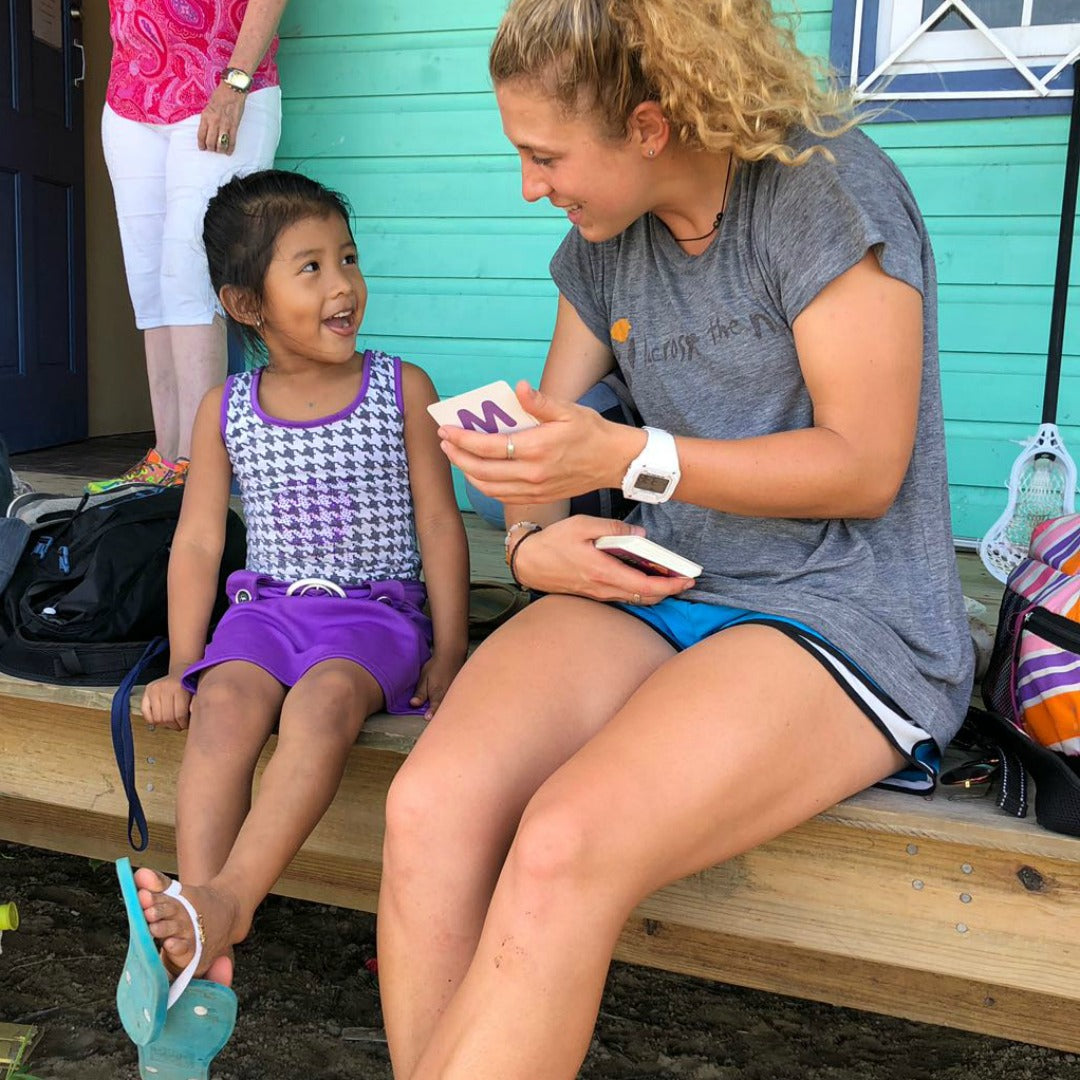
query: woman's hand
[
  {"left": 198, "top": 83, "right": 248, "bottom": 155},
  {"left": 438, "top": 382, "right": 645, "bottom": 505},
  {"left": 411, "top": 651, "right": 467, "bottom": 720},
  {"left": 141, "top": 674, "right": 193, "bottom": 731},
  {"left": 510, "top": 516, "right": 697, "bottom": 603}
]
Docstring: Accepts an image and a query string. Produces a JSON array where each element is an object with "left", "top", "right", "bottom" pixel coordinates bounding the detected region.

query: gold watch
[{"left": 221, "top": 67, "right": 253, "bottom": 94}]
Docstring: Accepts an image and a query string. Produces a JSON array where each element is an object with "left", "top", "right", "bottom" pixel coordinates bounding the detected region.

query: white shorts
[{"left": 101, "top": 87, "right": 282, "bottom": 329}]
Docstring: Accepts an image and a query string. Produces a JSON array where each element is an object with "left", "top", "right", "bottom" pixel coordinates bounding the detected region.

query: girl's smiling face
[
  {"left": 258, "top": 212, "right": 368, "bottom": 368},
  {"left": 495, "top": 79, "right": 654, "bottom": 243}
]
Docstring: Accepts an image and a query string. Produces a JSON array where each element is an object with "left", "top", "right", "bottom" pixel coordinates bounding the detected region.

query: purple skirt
[{"left": 182, "top": 570, "right": 433, "bottom": 714}]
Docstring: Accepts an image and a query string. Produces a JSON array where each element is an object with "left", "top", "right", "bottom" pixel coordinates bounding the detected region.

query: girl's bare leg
[
  {"left": 134, "top": 661, "right": 284, "bottom": 983},
  {"left": 400, "top": 622, "right": 905, "bottom": 1080},
  {"left": 378, "top": 598, "right": 676, "bottom": 1079},
  {"left": 174, "top": 661, "right": 287, "bottom": 884},
  {"left": 139, "top": 658, "right": 381, "bottom": 976}
]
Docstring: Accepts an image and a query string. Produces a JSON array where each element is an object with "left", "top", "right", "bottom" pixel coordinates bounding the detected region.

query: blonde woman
[{"left": 378, "top": 2, "right": 973, "bottom": 1077}]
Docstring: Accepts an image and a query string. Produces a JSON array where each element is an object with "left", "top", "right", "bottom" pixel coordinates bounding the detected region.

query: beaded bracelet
[
  {"left": 504, "top": 519, "right": 543, "bottom": 566},
  {"left": 508, "top": 524, "right": 543, "bottom": 588}
]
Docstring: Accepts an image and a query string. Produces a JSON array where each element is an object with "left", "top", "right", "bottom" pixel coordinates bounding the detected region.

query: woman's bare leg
[
  {"left": 143, "top": 326, "right": 178, "bottom": 459},
  {"left": 378, "top": 597, "right": 676, "bottom": 1079},
  {"left": 404, "top": 623, "right": 905, "bottom": 1080},
  {"left": 139, "top": 659, "right": 380, "bottom": 976},
  {"left": 170, "top": 317, "right": 226, "bottom": 460}
]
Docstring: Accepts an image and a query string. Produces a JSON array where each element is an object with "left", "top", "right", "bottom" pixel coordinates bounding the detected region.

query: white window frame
[
  {"left": 850, "top": 0, "right": 1079, "bottom": 103},
  {"left": 878, "top": 1, "right": 1080, "bottom": 76}
]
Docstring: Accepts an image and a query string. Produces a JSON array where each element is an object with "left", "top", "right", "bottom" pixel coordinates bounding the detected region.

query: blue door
[{"left": 0, "top": 0, "right": 87, "bottom": 452}]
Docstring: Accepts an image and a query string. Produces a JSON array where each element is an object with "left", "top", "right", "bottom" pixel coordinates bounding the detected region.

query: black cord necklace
[{"left": 669, "top": 153, "right": 735, "bottom": 243}]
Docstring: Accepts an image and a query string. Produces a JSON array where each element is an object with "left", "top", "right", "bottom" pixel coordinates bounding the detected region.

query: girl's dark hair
[{"left": 203, "top": 169, "right": 354, "bottom": 361}]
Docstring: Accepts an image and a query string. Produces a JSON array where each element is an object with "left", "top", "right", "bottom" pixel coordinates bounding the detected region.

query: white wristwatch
[{"left": 621, "top": 426, "right": 681, "bottom": 504}]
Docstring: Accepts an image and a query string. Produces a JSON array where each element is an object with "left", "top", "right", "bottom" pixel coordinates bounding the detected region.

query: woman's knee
[
  {"left": 506, "top": 797, "right": 600, "bottom": 899},
  {"left": 382, "top": 751, "right": 512, "bottom": 893},
  {"left": 382, "top": 756, "right": 455, "bottom": 864}
]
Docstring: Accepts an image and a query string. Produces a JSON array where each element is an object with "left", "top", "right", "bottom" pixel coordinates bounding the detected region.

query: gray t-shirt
[{"left": 550, "top": 125, "right": 973, "bottom": 749}]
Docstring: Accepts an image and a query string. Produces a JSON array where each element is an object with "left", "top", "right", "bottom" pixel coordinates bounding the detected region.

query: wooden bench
[{"left": 2, "top": 516, "right": 1078, "bottom": 1053}]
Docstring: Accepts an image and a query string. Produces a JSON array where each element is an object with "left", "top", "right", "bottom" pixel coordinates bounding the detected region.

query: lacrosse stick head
[{"left": 979, "top": 424, "right": 1078, "bottom": 582}]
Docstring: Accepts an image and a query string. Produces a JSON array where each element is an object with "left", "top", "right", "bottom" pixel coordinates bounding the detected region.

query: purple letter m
[{"left": 456, "top": 400, "right": 519, "bottom": 433}]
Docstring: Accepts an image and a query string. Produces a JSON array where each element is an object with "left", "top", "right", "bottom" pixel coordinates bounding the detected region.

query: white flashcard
[{"left": 426, "top": 380, "right": 539, "bottom": 434}]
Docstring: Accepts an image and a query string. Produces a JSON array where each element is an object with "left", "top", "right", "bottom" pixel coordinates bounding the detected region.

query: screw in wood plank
[
  {"left": 1016, "top": 866, "right": 1045, "bottom": 892},
  {"left": 961, "top": 863, "right": 973, "bottom": 874},
  {"left": 906, "top": 844, "right": 918, "bottom": 856},
  {"left": 960, "top": 893, "right": 972, "bottom": 904},
  {"left": 911, "top": 880, "right": 924, "bottom": 890},
  {"left": 956, "top": 923, "right": 969, "bottom": 933}
]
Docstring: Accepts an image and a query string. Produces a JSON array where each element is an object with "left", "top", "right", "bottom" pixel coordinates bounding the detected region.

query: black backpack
[{"left": 0, "top": 485, "right": 245, "bottom": 686}]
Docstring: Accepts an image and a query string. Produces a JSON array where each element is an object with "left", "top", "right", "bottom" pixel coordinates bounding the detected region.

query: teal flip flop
[{"left": 116, "top": 858, "right": 238, "bottom": 1079}]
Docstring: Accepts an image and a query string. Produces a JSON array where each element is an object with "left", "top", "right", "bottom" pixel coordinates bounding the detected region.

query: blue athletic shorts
[{"left": 616, "top": 597, "right": 940, "bottom": 794}]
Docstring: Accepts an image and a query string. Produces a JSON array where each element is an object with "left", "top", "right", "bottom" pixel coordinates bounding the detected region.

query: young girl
[
  {"left": 134, "top": 169, "right": 470, "bottom": 987},
  {"left": 376, "top": 1, "right": 972, "bottom": 1077}
]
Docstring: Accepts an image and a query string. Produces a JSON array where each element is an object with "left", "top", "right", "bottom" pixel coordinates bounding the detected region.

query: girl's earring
[{"left": 648, "top": 148, "right": 656, "bottom": 158}]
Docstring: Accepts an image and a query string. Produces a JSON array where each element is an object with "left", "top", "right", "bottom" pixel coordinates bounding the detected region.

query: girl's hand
[
  {"left": 411, "top": 652, "right": 467, "bottom": 720},
  {"left": 437, "top": 382, "right": 645, "bottom": 505},
  {"left": 510, "top": 516, "right": 697, "bottom": 603},
  {"left": 142, "top": 674, "right": 193, "bottom": 731},
  {"left": 198, "top": 83, "right": 248, "bottom": 155}
]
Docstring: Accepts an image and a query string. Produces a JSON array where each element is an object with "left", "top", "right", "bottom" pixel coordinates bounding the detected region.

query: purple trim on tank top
[
  {"left": 393, "top": 355, "right": 405, "bottom": 414},
  {"left": 247, "top": 351, "right": 373, "bottom": 429},
  {"left": 220, "top": 374, "right": 236, "bottom": 437}
]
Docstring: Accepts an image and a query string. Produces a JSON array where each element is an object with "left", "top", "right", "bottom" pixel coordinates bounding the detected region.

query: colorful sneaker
[{"left": 85, "top": 449, "right": 189, "bottom": 494}]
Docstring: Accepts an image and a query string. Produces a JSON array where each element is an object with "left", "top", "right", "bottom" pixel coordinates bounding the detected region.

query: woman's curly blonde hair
[{"left": 489, "top": 0, "right": 856, "bottom": 165}]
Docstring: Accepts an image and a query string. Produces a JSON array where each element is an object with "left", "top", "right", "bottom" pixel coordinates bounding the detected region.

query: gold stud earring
[{"left": 648, "top": 148, "right": 655, "bottom": 158}]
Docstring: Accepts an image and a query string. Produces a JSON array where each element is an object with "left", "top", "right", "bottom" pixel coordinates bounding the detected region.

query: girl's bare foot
[{"left": 134, "top": 867, "right": 248, "bottom": 986}]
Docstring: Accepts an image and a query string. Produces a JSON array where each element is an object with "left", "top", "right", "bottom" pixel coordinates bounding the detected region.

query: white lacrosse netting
[{"left": 979, "top": 423, "right": 1078, "bottom": 582}]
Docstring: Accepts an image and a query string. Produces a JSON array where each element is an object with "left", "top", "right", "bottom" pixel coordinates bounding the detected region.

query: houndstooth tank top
[{"left": 221, "top": 350, "right": 422, "bottom": 584}]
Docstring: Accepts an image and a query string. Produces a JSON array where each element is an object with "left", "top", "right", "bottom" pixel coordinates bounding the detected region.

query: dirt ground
[{"left": 1, "top": 841, "right": 1077, "bottom": 1080}]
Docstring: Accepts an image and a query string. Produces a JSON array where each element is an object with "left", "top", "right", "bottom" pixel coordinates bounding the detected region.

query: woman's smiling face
[{"left": 495, "top": 79, "right": 653, "bottom": 243}]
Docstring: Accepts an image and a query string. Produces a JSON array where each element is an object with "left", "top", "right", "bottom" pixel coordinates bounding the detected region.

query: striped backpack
[{"left": 981, "top": 513, "right": 1080, "bottom": 835}]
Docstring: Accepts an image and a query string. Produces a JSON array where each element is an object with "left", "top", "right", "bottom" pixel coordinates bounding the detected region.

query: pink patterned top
[{"left": 107, "top": 0, "right": 279, "bottom": 126}]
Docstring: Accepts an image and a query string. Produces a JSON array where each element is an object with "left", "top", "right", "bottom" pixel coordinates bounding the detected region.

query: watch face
[{"left": 634, "top": 472, "right": 670, "bottom": 494}]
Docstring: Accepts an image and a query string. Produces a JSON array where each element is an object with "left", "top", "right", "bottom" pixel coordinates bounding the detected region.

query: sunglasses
[{"left": 940, "top": 754, "right": 1002, "bottom": 796}]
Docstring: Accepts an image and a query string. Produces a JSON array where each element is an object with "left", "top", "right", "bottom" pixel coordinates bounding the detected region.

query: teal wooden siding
[
  {"left": 277, "top": 1, "right": 1077, "bottom": 540},
  {"left": 274, "top": 1, "right": 560, "bottom": 482}
]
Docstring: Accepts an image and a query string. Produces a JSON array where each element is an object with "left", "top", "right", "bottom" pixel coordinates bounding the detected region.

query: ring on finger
[
  {"left": 632, "top": 592, "right": 641, "bottom": 605},
  {"left": 505, "top": 436, "right": 515, "bottom": 460},
  {"left": 218, "top": 131, "right": 230, "bottom": 150}
]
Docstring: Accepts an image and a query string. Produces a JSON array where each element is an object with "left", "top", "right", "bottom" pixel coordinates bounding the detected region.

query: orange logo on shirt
[{"left": 610, "top": 318, "right": 632, "bottom": 343}]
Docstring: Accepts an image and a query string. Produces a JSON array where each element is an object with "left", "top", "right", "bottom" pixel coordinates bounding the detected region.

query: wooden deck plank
[
  {"left": 614, "top": 921, "right": 1080, "bottom": 1052},
  {"left": 4, "top": 689, "right": 1080, "bottom": 1052},
  {"left": 10, "top": 490, "right": 1075, "bottom": 1050}
]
